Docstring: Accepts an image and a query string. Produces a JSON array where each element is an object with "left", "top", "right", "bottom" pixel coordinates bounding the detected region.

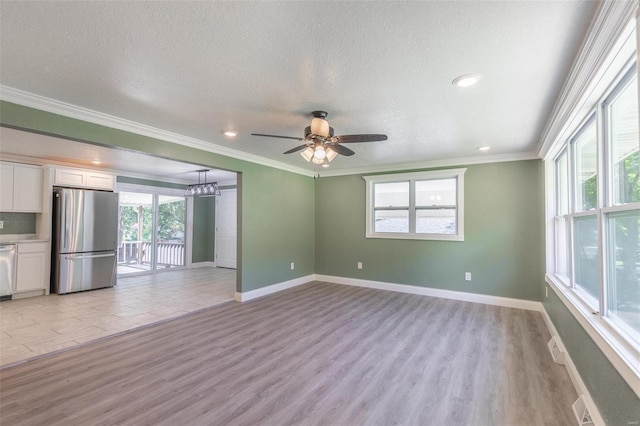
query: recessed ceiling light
[
  {"left": 477, "top": 146, "right": 491, "bottom": 151},
  {"left": 91, "top": 160, "right": 102, "bottom": 165},
  {"left": 223, "top": 130, "right": 238, "bottom": 137},
  {"left": 452, "top": 74, "right": 482, "bottom": 87}
]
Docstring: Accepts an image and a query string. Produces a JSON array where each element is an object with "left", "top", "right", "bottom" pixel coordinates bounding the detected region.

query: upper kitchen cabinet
[
  {"left": 0, "top": 162, "right": 43, "bottom": 212},
  {"left": 53, "top": 167, "right": 115, "bottom": 191}
]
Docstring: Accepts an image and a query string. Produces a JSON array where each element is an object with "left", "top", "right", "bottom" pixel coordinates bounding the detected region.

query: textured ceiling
[{"left": 0, "top": 1, "right": 597, "bottom": 174}]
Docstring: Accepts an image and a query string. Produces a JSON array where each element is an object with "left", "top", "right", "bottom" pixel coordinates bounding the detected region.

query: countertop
[{"left": 0, "top": 234, "right": 49, "bottom": 244}]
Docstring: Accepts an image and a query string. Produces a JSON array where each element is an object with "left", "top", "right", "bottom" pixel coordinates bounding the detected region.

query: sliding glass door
[
  {"left": 117, "top": 189, "right": 186, "bottom": 276},
  {"left": 156, "top": 195, "right": 186, "bottom": 270}
]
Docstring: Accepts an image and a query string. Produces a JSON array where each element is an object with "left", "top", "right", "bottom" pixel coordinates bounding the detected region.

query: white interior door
[{"left": 215, "top": 189, "right": 237, "bottom": 269}]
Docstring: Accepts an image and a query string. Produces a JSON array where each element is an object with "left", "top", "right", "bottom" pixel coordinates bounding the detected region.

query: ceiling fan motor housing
[{"left": 305, "top": 126, "right": 334, "bottom": 138}]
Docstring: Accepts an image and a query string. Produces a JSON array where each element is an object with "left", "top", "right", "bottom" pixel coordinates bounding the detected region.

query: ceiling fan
[{"left": 251, "top": 111, "right": 387, "bottom": 168}]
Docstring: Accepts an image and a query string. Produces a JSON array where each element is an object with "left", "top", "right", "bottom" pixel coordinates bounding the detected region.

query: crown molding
[
  {"left": 0, "top": 86, "right": 315, "bottom": 178},
  {"left": 0, "top": 85, "right": 540, "bottom": 179},
  {"left": 316, "top": 151, "right": 539, "bottom": 177},
  {"left": 537, "top": 0, "right": 638, "bottom": 159}
]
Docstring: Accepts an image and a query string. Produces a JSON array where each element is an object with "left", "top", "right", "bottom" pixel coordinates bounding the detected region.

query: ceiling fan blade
[
  {"left": 283, "top": 144, "right": 309, "bottom": 154},
  {"left": 251, "top": 133, "right": 303, "bottom": 141},
  {"left": 327, "top": 143, "right": 355, "bottom": 156},
  {"left": 331, "top": 134, "right": 388, "bottom": 143}
]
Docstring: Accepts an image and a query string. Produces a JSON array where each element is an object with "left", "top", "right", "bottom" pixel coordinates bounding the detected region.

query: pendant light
[{"left": 185, "top": 169, "right": 222, "bottom": 197}]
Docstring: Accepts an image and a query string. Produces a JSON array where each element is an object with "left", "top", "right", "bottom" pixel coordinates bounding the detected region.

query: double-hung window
[
  {"left": 552, "top": 63, "right": 640, "bottom": 346},
  {"left": 364, "top": 168, "right": 466, "bottom": 241}
]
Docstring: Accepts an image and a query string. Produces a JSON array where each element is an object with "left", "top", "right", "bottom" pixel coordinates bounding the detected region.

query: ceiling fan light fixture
[
  {"left": 452, "top": 73, "right": 482, "bottom": 87},
  {"left": 311, "top": 156, "right": 324, "bottom": 165},
  {"left": 313, "top": 145, "right": 326, "bottom": 160},
  {"left": 326, "top": 147, "right": 338, "bottom": 162},
  {"left": 310, "top": 117, "right": 330, "bottom": 137},
  {"left": 300, "top": 146, "right": 314, "bottom": 162}
]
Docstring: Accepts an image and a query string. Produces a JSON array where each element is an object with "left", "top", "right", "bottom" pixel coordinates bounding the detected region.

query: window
[
  {"left": 551, "top": 64, "right": 640, "bottom": 345},
  {"left": 364, "top": 168, "right": 466, "bottom": 241}
]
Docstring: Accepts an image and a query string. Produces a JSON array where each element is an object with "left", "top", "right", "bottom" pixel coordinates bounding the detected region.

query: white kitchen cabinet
[
  {"left": 16, "top": 242, "right": 48, "bottom": 293},
  {"left": 0, "top": 164, "right": 14, "bottom": 211},
  {"left": 0, "top": 162, "right": 43, "bottom": 212},
  {"left": 54, "top": 167, "right": 115, "bottom": 191}
]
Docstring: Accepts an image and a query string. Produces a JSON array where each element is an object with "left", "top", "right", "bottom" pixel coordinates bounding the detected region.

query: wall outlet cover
[
  {"left": 465, "top": 272, "right": 471, "bottom": 281},
  {"left": 290, "top": 262, "right": 295, "bottom": 270},
  {"left": 357, "top": 261, "right": 363, "bottom": 270}
]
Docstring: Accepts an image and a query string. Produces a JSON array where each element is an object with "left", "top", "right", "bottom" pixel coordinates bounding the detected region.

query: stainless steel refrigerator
[{"left": 51, "top": 187, "right": 119, "bottom": 294}]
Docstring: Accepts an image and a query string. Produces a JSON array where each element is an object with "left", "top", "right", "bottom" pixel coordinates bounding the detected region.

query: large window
[
  {"left": 364, "top": 168, "right": 466, "bottom": 241},
  {"left": 552, "top": 66, "right": 640, "bottom": 346}
]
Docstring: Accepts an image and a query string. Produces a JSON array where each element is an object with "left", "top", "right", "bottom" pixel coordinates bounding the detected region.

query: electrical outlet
[
  {"left": 290, "top": 262, "right": 295, "bottom": 270},
  {"left": 0, "top": 221, "right": 3, "bottom": 229},
  {"left": 357, "top": 261, "right": 363, "bottom": 270},
  {"left": 545, "top": 286, "right": 548, "bottom": 298},
  {"left": 465, "top": 272, "right": 471, "bottom": 281}
]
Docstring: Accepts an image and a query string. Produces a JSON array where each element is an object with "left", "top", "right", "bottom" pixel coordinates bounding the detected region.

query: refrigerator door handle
[
  {"left": 65, "top": 253, "right": 116, "bottom": 260},
  {"left": 63, "top": 192, "right": 70, "bottom": 251}
]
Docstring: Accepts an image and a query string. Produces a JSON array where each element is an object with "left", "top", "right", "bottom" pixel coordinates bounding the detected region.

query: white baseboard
[
  {"left": 540, "top": 307, "right": 604, "bottom": 426},
  {"left": 190, "top": 261, "right": 216, "bottom": 268},
  {"left": 235, "top": 274, "right": 314, "bottom": 302},
  {"left": 315, "top": 274, "right": 543, "bottom": 312}
]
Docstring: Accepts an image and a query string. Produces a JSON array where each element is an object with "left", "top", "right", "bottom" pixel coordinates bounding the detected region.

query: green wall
[
  {"left": 315, "top": 160, "right": 544, "bottom": 300},
  {"left": 544, "top": 287, "right": 640, "bottom": 425},
  {"left": 117, "top": 176, "right": 187, "bottom": 190},
  {"left": 1, "top": 101, "right": 316, "bottom": 292},
  {"left": 192, "top": 196, "right": 215, "bottom": 263}
]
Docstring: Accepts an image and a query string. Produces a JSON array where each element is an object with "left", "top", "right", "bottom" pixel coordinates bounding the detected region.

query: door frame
[{"left": 116, "top": 183, "right": 192, "bottom": 276}]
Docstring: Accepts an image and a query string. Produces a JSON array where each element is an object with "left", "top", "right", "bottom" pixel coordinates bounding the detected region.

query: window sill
[{"left": 545, "top": 274, "right": 640, "bottom": 398}]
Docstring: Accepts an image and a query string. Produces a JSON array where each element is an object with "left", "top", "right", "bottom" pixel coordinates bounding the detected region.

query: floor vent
[
  {"left": 572, "top": 395, "right": 595, "bottom": 426},
  {"left": 547, "top": 336, "right": 565, "bottom": 365}
]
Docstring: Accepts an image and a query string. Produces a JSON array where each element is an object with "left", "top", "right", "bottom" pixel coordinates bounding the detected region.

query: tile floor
[{"left": 0, "top": 267, "right": 236, "bottom": 367}]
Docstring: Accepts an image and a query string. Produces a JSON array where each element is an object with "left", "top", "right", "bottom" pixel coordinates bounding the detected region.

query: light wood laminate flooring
[
  {"left": 0, "top": 281, "right": 577, "bottom": 425},
  {"left": 0, "top": 267, "right": 235, "bottom": 367}
]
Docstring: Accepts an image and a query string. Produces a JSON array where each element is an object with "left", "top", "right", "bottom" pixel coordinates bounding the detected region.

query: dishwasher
[{"left": 0, "top": 244, "right": 16, "bottom": 301}]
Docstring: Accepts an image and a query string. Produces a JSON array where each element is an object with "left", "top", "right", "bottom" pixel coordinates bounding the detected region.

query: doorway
[{"left": 117, "top": 187, "right": 187, "bottom": 275}]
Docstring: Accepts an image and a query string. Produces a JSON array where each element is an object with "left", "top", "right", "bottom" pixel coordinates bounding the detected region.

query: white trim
[
  {"left": 540, "top": 305, "right": 605, "bottom": 426},
  {"left": 315, "top": 274, "right": 543, "bottom": 311},
  {"left": 0, "top": 86, "right": 315, "bottom": 178},
  {"left": 538, "top": 0, "right": 638, "bottom": 159},
  {"left": 319, "top": 151, "right": 538, "bottom": 178},
  {"left": 546, "top": 274, "right": 640, "bottom": 398},
  {"left": 234, "top": 274, "right": 314, "bottom": 302},
  {"left": 363, "top": 168, "right": 466, "bottom": 242},
  {"left": 190, "top": 261, "right": 216, "bottom": 268}
]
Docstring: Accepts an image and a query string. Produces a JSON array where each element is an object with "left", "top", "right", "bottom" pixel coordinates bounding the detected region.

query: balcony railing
[{"left": 118, "top": 241, "right": 185, "bottom": 268}]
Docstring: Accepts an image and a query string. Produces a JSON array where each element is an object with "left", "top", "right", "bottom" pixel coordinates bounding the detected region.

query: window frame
[
  {"left": 548, "top": 60, "right": 640, "bottom": 393},
  {"left": 363, "top": 168, "right": 466, "bottom": 241}
]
